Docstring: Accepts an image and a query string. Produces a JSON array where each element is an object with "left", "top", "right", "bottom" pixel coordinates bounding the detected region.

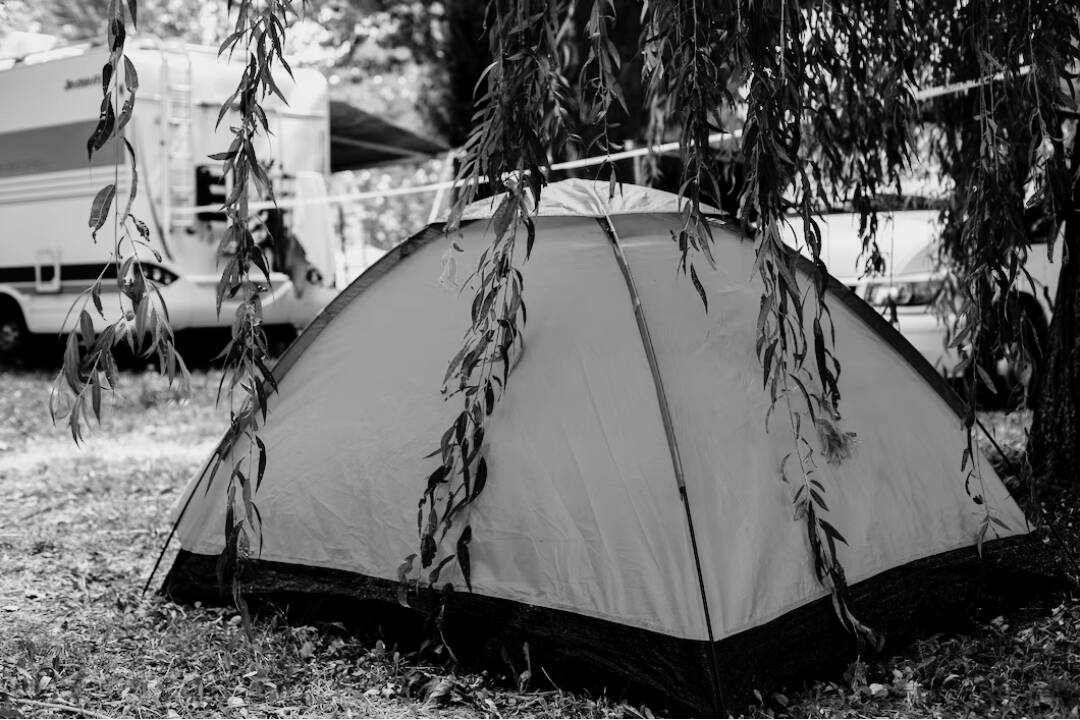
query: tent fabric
[
  {"left": 329, "top": 100, "right": 448, "bottom": 171},
  {"left": 453, "top": 177, "right": 720, "bottom": 221},
  {"left": 164, "top": 179, "right": 1029, "bottom": 712}
]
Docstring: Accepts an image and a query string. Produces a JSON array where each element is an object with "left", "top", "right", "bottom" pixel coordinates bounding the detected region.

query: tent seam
[{"left": 594, "top": 213, "right": 726, "bottom": 714}]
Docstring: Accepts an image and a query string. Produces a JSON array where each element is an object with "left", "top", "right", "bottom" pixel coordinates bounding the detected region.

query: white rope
[
  {"left": 172, "top": 64, "right": 1034, "bottom": 220},
  {"left": 171, "top": 131, "right": 737, "bottom": 215},
  {"left": 913, "top": 65, "right": 1031, "bottom": 101}
]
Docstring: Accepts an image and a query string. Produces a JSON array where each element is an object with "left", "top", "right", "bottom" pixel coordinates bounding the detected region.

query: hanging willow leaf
[
  {"left": 87, "top": 97, "right": 115, "bottom": 159},
  {"left": 429, "top": 554, "right": 456, "bottom": 586},
  {"left": 421, "top": 531, "right": 437, "bottom": 569},
  {"left": 689, "top": 264, "right": 708, "bottom": 312},
  {"left": 456, "top": 526, "right": 472, "bottom": 593},
  {"left": 399, "top": 0, "right": 1080, "bottom": 655},
  {"left": 255, "top": 436, "right": 267, "bottom": 490},
  {"left": 818, "top": 518, "right": 848, "bottom": 547},
  {"left": 88, "top": 184, "right": 116, "bottom": 234},
  {"left": 79, "top": 310, "right": 95, "bottom": 346},
  {"left": 396, "top": 554, "right": 416, "bottom": 607},
  {"left": 471, "top": 457, "right": 488, "bottom": 500}
]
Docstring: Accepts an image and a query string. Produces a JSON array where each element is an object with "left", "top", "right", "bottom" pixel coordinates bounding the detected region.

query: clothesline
[
  {"left": 172, "top": 67, "right": 1032, "bottom": 218},
  {"left": 912, "top": 65, "right": 1032, "bottom": 101},
  {"left": 170, "top": 131, "right": 738, "bottom": 216}
]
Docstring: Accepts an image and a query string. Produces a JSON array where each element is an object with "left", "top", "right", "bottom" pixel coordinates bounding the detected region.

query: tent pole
[{"left": 595, "top": 216, "right": 727, "bottom": 716}]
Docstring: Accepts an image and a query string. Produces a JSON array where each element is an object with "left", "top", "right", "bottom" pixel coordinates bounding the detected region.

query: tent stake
[{"left": 596, "top": 215, "right": 727, "bottom": 716}]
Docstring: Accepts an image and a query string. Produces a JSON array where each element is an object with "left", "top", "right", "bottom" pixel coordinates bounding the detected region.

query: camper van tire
[
  {"left": 0, "top": 295, "right": 26, "bottom": 362},
  {"left": 995, "top": 292, "right": 1048, "bottom": 410},
  {"left": 963, "top": 292, "right": 1049, "bottom": 411}
]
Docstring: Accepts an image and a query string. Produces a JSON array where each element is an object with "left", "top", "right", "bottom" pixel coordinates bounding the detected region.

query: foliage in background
[
  {"left": 408, "top": 0, "right": 1080, "bottom": 663},
  {"left": 287, "top": 0, "right": 442, "bottom": 136},
  {"left": 198, "top": 0, "right": 308, "bottom": 634},
  {"left": 9, "top": 0, "right": 449, "bottom": 277},
  {"left": 49, "top": 0, "right": 191, "bottom": 444},
  {"left": 919, "top": 0, "right": 1080, "bottom": 484},
  {"left": 44, "top": 0, "right": 307, "bottom": 635},
  {"left": 405, "top": 0, "right": 572, "bottom": 602},
  {"left": 410, "top": 0, "right": 869, "bottom": 648},
  {"left": 11, "top": 0, "right": 228, "bottom": 45},
  {"left": 24, "top": 0, "right": 1080, "bottom": 688},
  {"left": 331, "top": 157, "right": 448, "bottom": 256},
  {"left": 9, "top": 0, "right": 440, "bottom": 138}
]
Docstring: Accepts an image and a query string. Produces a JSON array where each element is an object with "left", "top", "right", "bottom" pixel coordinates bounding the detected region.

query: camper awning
[{"left": 329, "top": 100, "right": 448, "bottom": 172}]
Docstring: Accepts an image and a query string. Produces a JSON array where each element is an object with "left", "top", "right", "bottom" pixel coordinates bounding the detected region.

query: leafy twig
[
  {"left": 208, "top": 0, "right": 303, "bottom": 634},
  {"left": 52, "top": 0, "right": 190, "bottom": 444},
  {"left": 409, "top": 0, "right": 573, "bottom": 598}
]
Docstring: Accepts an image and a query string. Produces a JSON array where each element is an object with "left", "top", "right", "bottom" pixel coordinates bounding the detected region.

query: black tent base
[{"left": 162, "top": 535, "right": 1066, "bottom": 716}]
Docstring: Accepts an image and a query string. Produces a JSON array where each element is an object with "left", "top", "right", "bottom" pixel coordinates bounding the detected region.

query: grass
[
  {"left": 1, "top": 367, "right": 1077, "bottom": 718},
  {"left": 750, "top": 411, "right": 1080, "bottom": 719},
  {"left": 0, "top": 368, "right": 631, "bottom": 719}
]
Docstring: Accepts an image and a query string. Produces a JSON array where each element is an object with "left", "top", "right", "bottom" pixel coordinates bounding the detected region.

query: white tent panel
[
  {"left": 176, "top": 216, "right": 710, "bottom": 640},
  {"left": 456, "top": 178, "right": 719, "bottom": 222},
  {"left": 172, "top": 180, "right": 1027, "bottom": 652},
  {"left": 610, "top": 212, "right": 1026, "bottom": 638}
]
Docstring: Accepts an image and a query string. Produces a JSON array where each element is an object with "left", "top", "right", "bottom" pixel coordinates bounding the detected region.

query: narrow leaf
[
  {"left": 456, "top": 526, "right": 472, "bottom": 592},
  {"left": 690, "top": 264, "right": 708, "bottom": 312},
  {"left": 89, "top": 184, "right": 116, "bottom": 234},
  {"left": 472, "top": 457, "right": 488, "bottom": 500},
  {"left": 396, "top": 554, "right": 416, "bottom": 607},
  {"left": 428, "top": 554, "right": 456, "bottom": 586}
]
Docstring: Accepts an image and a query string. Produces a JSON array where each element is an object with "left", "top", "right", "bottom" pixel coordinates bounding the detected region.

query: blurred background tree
[
  {"left": 4, "top": 0, "right": 1079, "bottom": 479},
  {"left": 2, "top": 0, "right": 451, "bottom": 268}
]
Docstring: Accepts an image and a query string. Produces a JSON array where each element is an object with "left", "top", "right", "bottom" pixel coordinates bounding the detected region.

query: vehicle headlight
[
  {"left": 866, "top": 279, "right": 942, "bottom": 307},
  {"left": 144, "top": 265, "right": 179, "bottom": 286}
]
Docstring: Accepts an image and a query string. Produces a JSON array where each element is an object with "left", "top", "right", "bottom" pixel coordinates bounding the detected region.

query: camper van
[
  {"left": 0, "top": 39, "right": 346, "bottom": 358},
  {"left": 787, "top": 210, "right": 1059, "bottom": 404}
]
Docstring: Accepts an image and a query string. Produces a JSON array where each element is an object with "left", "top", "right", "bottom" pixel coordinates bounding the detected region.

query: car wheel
[
  {"left": 994, "top": 295, "right": 1047, "bottom": 409},
  {"left": 0, "top": 300, "right": 27, "bottom": 363}
]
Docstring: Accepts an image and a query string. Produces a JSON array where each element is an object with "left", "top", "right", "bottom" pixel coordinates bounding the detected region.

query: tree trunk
[{"left": 1028, "top": 147, "right": 1080, "bottom": 484}]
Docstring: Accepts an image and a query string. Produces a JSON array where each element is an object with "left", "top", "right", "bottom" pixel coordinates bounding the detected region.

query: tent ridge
[{"left": 594, "top": 214, "right": 726, "bottom": 713}]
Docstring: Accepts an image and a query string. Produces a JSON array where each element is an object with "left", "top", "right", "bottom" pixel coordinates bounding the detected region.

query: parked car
[{"left": 785, "top": 210, "right": 1058, "bottom": 405}]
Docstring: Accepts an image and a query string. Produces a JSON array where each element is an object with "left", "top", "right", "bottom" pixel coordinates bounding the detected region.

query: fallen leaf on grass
[{"left": 424, "top": 676, "right": 455, "bottom": 707}]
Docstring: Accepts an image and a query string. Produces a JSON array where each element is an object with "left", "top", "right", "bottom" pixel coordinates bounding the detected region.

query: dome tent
[{"left": 163, "top": 179, "right": 1033, "bottom": 714}]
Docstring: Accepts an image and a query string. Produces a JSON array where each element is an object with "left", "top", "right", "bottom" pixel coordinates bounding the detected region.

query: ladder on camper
[{"left": 161, "top": 49, "right": 195, "bottom": 233}]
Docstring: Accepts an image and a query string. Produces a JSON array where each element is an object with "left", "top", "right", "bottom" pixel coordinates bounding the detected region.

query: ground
[{"left": 1, "top": 368, "right": 1078, "bottom": 718}]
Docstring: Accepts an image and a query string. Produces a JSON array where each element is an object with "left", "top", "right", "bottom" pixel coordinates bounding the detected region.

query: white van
[
  {"left": 0, "top": 39, "right": 343, "bottom": 358},
  {"left": 786, "top": 210, "right": 1058, "bottom": 398}
]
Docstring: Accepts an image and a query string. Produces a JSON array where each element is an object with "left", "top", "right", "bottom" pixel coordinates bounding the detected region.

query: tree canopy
[
  {"left": 421, "top": 0, "right": 1080, "bottom": 644},
  {"left": 44, "top": 0, "right": 1080, "bottom": 650}
]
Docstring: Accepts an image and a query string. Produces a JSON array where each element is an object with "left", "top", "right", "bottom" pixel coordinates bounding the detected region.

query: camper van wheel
[
  {"left": 995, "top": 294, "right": 1048, "bottom": 410},
  {"left": 0, "top": 298, "right": 26, "bottom": 361}
]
